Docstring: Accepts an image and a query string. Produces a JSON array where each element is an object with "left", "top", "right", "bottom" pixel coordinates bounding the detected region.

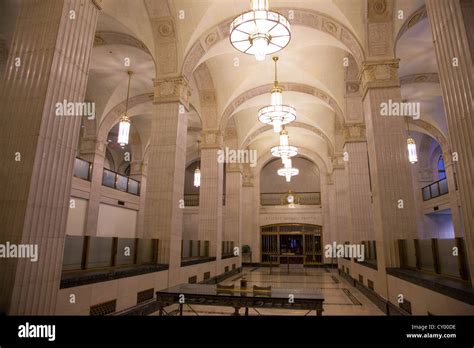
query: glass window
[{"left": 437, "top": 155, "right": 446, "bottom": 180}]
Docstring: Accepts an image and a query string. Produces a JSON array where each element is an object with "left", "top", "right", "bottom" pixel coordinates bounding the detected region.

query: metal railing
[
  {"left": 398, "top": 237, "right": 469, "bottom": 280},
  {"left": 260, "top": 192, "right": 321, "bottom": 206},
  {"left": 62, "top": 236, "right": 159, "bottom": 271},
  {"left": 421, "top": 178, "right": 448, "bottom": 201},
  {"left": 181, "top": 240, "right": 210, "bottom": 260},
  {"left": 184, "top": 194, "right": 199, "bottom": 207},
  {"left": 73, "top": 157, "right": 92, "bottom": 181},
  {"left": 222, "top": 241, "right": 235, "bottom": 257},
  {"left": 102, "top": 168, "right": 140, "bottom": 196},
  {"left": 183, "top": 194, "right": 226, "bottom": 207}
]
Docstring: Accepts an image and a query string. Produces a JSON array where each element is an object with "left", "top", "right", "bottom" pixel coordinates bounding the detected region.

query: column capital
[
  {"left": 242, "top": 163, "right": 254, "bottom": 187},
  {"left": 360, "top": 59, "right": 400, "bottom": 98},
  {"left": 200, "top": 129, "right": 224, "bottom": 149},
  {"left": 332, "top": 153, "right": 346, "bottom": 170},
  {"left": 130, "top": 160, "right": 146, "bottom": 176},
  {"left": 153, "top": 76, "right": 191, "bottom": 111},
  {"left": 226, "top": 162, "right": 243, "bottom": 174},
  {"left": 343, "top": 123, "right": 366, "bottom": 144},
  {"left": 79, "top": 135, "right": 107, "bottom": 157}
]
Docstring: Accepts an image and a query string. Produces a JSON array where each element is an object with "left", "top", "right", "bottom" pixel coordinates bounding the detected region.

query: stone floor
[{"left": 154, "top": 266, "right": 384, "bottom": 316}]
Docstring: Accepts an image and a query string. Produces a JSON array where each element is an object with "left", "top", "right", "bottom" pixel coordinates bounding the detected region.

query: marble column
[
  {"left": 143, "top": 77, "right": 189, "bottom": 278},
  {"left": 333, "top": 156, "right": 352, "bottom": 272},
  {"left": 241, "top": 164, "right": 256, "bottom": 263},
  {"left": 224, "top": 163, "right": 243, "bottom": 266},
  {"left": 343, "top": 125, "right": 375, "bottom": 244},
  {"left": 0, "top": 0, "right": 100, "bottom": 314},
  {"left": 360, "top": 60, "right": 419, "bottom": 273},
  {"left": 198, "top": 130, "right": 224, "bottom": 262},
  {"left": 81, "top": 135, "right": 107, "bottom": 237},
  {"left": 130, "top": 159, "right": 147, "bottom": 238},
  {"left": 426, "top": 0, "right": 474, "bottom": 281}
]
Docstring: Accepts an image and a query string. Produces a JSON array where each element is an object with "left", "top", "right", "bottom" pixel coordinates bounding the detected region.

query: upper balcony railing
[
  {"left": 421, "top": 178, "right": 448, "bottom": 201},
  {"left": 102, "top": 168, "right": 140, "bottom": 196},
  {"left": 260, "top": 192, "right": 321, "bottom": 206},
  {"left": 183, "top": 194, "right": 226, "bottom": 207},
  {"left": 73, "top": 157, "right": 92, "bottom": 181},
  {"left": 398, "top": 237, "right": 469, "bottom": 280}
]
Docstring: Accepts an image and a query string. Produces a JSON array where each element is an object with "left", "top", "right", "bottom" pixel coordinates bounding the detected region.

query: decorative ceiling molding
[
  {"left": 394, "top": 5, "right": 428, "bottom": 52},
  {"left": 181, "top": 7, "right": 364, "bottom": 81},
  {"left": 400, "top": 73, "right": 439, "bottom": 85},
  {"left": 220, "top": 82, "right": 344, "bottom": 131},
  {"left": 407, "top": 118, "right": 449, "bottom": 153},
  {"left": 144, "top": 0, "right": 178, "bottom": 76},
  {"left": 241, "top": 121, "right": 334, "bottom": 157},
  {"left": 94, "top": 31, "right": 153, "bottom": 57}
]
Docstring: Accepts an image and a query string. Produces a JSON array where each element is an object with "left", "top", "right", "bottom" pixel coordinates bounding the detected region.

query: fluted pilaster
[
  {"left": 143, "top": 102, "right": 187, "bottom": 272},
  {"left": 426, "top": 0, "right": 474, "bottom": 282},
  {"left": 0, "top": 0, "right": 99, "bottom": 314}
]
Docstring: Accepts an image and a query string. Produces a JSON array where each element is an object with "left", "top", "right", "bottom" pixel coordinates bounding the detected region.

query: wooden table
[{"left": 155, "top": 284, "right": 324, "bottom": 316}]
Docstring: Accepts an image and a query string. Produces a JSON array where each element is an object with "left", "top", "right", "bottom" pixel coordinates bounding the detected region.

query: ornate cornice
[
  {"left": 360, "top": 59, "right": 400, "bottom": 98},
  {"left": 153, "top": 76, "right": 191, "bottom": 110}
]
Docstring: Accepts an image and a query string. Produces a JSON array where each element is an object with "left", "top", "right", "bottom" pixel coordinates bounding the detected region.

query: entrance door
[
  {"left": 260, "top": 224, "right": 323, "bottom": 265},
  {"left": 280, "top": 234, "right": 304, "bottom": 264},
  {"left": 261, "top": 234, "right": 278, "bottom": 265}
]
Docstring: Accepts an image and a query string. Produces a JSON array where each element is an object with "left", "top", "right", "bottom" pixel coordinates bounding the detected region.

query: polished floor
[{"left": 154, "top": 266, "right": 384, "bottom": 316}]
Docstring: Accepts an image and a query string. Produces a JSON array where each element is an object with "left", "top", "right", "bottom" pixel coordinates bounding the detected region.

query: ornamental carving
[
  {"left": 360, "top": 59, "right": 400, "bottom": 96},
  {"left": 368, "top": 0, "right": 391, "bottom": 21},
  {"left": 153, "top": 77, "right": 191, "bottom": 110},
  {"left": 343, "top": 124, "right": 366, "bottom": 143}
]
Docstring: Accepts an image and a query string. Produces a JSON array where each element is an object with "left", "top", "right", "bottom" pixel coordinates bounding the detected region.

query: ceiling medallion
[
  {"left": 230, "top": 0, "right": 291, "bottom": 61},
  {"left": 258, "top": 56, "right": 296, "bottom": 132}
]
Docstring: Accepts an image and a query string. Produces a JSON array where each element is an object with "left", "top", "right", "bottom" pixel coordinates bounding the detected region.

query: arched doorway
[{"left": 260, "top": 224, "right": 322, "bottom": 266}]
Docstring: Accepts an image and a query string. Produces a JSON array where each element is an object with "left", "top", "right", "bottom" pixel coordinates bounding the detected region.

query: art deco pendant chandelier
[
  {"left": 258, "top": 56, "right": 296, "bottom": 132},
  {"left": 230, "top": 0, "right": 291, "bottom": 61},
  {"left": 277, "top": 157, "right": 299, "bottom": 183},
  {"left": 405, "top": 117, "right": 418, "bottom": 164},
  {"left": 117, "top": 71, "right": 133, "bottom": 147},
  {"left": 271, "top": 127, "right": 298, "bottom": 165},
  {"left": 194, "top": 140, "right": 201, "bottom": 187}
]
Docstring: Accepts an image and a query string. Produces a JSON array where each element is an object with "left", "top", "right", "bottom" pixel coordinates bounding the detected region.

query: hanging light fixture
[
  {"left": 405, "top": 117, "right": 418, "bottom": 164},
  {"left": 271, "top": 126, "right": 298, "bottom": 164},
  {"left": 230, "top": 0, "right": 291, "bottom": 61},
  {"left": 194, "top": 140, "right": 201, "bottom": 187},
  {"left": 258, "top": 57, "right": 296, "bottom": 132},
  {"left": 277, "top": 158, "right": 299, "bottom": 183},
  {"left": 117, "top": 71, "right": 133, "bottom": 147}
]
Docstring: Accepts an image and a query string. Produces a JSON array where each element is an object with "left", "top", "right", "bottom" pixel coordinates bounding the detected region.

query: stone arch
[
  {"left": 255, "top": 146, "right": 329, "bottom": 179},
  {"left": 241, "top": 122, "right": 335, "bottom": 157},
  {"left": 97, "top": 93, "right": 154, "bottom": 142},
  {"left": 181, "top": 8, "right": 365, "bottom": 80},
  {"left": 220, "top": 82, "right": 345, "bottom": 131},
  {"left": 394, "top": 4, "right": 427, "bottom": 55}
]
